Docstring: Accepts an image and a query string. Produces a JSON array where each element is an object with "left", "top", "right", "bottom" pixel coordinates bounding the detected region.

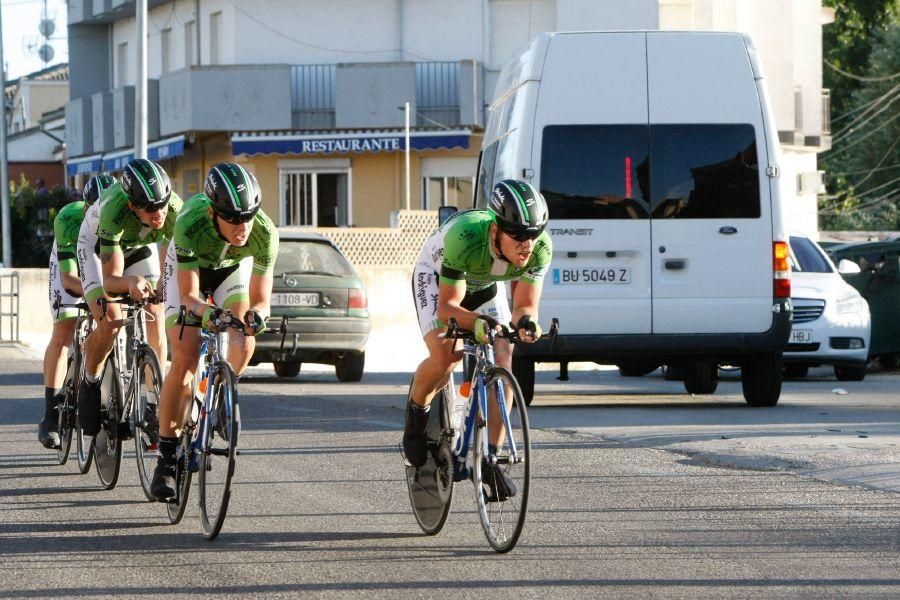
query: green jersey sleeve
[
  {"left": 97, "top": 186, "right": 130, "bottom": 255},
  {"left": 173, "top": 194, "right": 206, "bottom": 271},
  {"left": 53, "top": 201, "right": 86, "bottom": 273},
  {"left": 250, "top": 211, "right": 279, "bottom": 276},
  {"left": 438, "top": 212, "right": 490, "bottom": 286}
]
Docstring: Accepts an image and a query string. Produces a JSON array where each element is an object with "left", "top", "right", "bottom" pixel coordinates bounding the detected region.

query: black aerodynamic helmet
[
  {"left": 204, "top": 162, "right": 262, "bottom": 224},
  {"left": 121, "top": 159, "right": 172, "bottom": 210},
  {"left": 82, "top": 174, "right": 117, "bottom": 206},
  {"left": 488, "top": 179, "right": 549, "bottom": 240}
]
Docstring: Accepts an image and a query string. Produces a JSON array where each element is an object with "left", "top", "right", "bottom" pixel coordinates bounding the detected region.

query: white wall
[{"left": 781, "top": 150, "right": 821, "bottom": 238}]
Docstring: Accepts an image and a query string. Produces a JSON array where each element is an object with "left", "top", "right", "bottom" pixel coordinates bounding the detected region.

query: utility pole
[
  {"left": 135, "top": 0, "right": 148, "bottom": 159},
  {"left": 0, "top": 5, "right": 11, "bottom": 267}
]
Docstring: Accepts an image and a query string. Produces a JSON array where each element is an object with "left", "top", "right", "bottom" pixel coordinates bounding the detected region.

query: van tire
[
  {"left": 512, "top": 357, "right": 535, "bottom": 406},
  {"left": 617, "top": 361, "right": 661, "bottom": 377},
  {"left": 834, "top": 365, "right": 866, "bottom": 382},
  {"left": 741, "top": 352, "right": 783, "bottom": 407},
  {"left": 684, "top": 362, "right": 718, "bottom": 395},
  {"left": 273, "top": 360, "right": 301, "bottom": 378}
]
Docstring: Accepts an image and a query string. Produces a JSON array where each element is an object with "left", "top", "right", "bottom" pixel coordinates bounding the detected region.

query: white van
[{"left": 476, "top": 31, "right": 792, "bottom": 406}]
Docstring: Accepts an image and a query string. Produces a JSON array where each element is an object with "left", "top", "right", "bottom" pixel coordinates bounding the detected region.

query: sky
[{"left": 2, "top": 0, "right": 68, "bottom": 80}]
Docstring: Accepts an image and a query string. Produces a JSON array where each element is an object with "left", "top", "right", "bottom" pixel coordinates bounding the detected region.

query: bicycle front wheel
[
  {"left": 472, "top": 366, "right": 531, "bottom": 553},
  {"left": 93, "top": 361, "right": 123, "bottom": 490},
  {"left": 198, "top": 363, "right": 240, "bottom": 540},
  {"left": 75, "top": 419, "right": 94, "bottom": 474},
  {"left": 166, "top": 433, "right": 193, "bottom": 524},
  {"left": 133, "top": 347, "right": 163, "bottom": 501},
  {"left": 56, "top": 351, "right": 80, "bottom": 465}
]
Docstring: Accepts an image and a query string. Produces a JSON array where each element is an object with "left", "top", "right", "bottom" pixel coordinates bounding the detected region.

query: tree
[{"left": 4, "top": 176, "right": 74, "bottom": 267}]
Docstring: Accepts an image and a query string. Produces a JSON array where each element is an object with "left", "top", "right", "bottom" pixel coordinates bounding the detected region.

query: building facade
[{"left": 65, "top": 0, "right": 830, "bottom": 233}]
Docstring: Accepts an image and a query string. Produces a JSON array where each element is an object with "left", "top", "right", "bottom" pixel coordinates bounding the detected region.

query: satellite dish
[
  {"left": 39, "top": 19, "right": 55, "bottom": 38},
  {"left": 38, "top": 44, "right": 54, "bottom": 64}
]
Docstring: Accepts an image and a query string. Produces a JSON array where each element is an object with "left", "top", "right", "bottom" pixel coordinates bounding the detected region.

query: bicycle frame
[{"left": 187, "top": 329, "right": 233, "bottom": 471}]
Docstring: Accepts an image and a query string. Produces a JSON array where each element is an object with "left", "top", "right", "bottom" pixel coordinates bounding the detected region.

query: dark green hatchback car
[{"left": 251, "top": 231, "right": 371, "bottom": 381}]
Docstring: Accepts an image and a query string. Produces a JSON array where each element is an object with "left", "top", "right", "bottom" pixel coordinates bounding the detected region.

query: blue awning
[
  {"left": 232, "top": 129, "right": 471, "bottom": 156},
  {"left": 65, "top": 154, "right": 103, "bottom": 177},
  {"left": 102, "top": 135, "right": 187, "bottom": 172}
]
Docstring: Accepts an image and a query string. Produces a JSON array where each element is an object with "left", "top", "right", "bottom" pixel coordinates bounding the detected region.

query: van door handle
[
  {"left": 719, "top": 226, "right": 738, "bottom": 235},
  {"left": 665, "top": 260, "right": 686, "bottom": 270}
]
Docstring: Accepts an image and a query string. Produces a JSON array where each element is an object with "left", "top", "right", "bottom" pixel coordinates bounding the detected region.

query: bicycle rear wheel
[
  {"left": 166, "top": 433, "right": 193, "bottom": 524},
  {"left": 75, "top": 420, "right": 94, "bottom": 474},
  {"left": 472, "top": 366, "right": 530, "bottom": 553},
  {"left": 199, "top": 363, "right": 240, "bottom": 540},
  {"left": 56, "top": 349, "right": 80, "bottom": 465},
  {"left": 93, "top": 360, "right": 123, "bottom": 490},
  {"left": 133, "top": 347, "right": 163, "bottom": 501},
  {"left": 406, "top": 386, "right": 453, "bottom": 536}
]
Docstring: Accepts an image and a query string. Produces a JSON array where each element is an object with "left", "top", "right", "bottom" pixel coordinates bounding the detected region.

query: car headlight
[{"left": 835, "top": 291, "right": 866, "bottom": 315}]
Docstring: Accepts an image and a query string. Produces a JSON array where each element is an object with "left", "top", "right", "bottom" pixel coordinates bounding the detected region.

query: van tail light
[
  {"left": 773, "top": 241, "right": 791, "bottom": 298},
  {"left": 349, "top": 287, "right": 367, "bottom": 309}
]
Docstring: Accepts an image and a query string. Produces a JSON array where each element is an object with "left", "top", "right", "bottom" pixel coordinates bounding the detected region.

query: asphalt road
[{"left": 1, "top": 346, "right": 899, "bottom": 599}]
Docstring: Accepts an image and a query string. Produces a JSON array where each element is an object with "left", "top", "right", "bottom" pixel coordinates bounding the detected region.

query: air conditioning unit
[{"left": 798, "top": 170, "right": 826, "bottom": 195}]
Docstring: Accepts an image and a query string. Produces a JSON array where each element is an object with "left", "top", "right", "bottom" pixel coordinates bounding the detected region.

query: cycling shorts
[
  {"left": 48, "top": 244, "right": 81, "bottom": 322},
  {"left": 411, "top": 265, "right": 510, "bottom": 337},
  {"left": 77, "top": 241, "right": 160, "bottom": 304}
]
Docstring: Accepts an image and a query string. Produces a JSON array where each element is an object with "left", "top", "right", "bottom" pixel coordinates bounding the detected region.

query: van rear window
[{"left": 540, "top": 124, "right": 760, "bottom": 220}]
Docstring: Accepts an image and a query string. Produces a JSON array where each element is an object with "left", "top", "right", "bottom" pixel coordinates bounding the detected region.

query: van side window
[
  {"left": 475, "top": 141, "right": 500, "bottom": 208},
  {"left": 540, "top": 125, "right": 650, "bottom": 220},
  {"left": 650, "top": 124, "right": 760, "bottom": 219}
]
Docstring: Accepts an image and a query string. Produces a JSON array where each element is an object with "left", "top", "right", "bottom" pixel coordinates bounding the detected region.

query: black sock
[
  {"left": 488, "top": 444, "right": 499, "bottom": 457},
  {"left": 44, "top": 387, "right": 60, "bottom": 419},
  {"left": 409, "top": 400, "right": 430, "bottom": 414},
  {"left": 157, "top": 437, "right": 178, "bottom": 461}
]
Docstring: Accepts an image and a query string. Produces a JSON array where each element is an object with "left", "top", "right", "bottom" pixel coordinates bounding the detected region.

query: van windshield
[{"left": 539, "top": 124, "right": 760, "bottom": 220}]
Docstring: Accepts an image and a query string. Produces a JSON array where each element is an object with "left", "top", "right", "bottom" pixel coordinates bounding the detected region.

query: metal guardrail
[
  {"left": 0, "top": 271, "right": 19, "bottom": 343},
  {"left": 416, "top": 61, "right": 460, "bottom": 127}
]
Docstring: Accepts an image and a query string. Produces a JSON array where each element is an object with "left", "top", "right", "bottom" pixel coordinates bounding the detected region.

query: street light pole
[
  {"left": 0, "top": 5, "right": 11, "bottom": 267},
  {"left": 135, "top": 0, "right": 148, "bottom": 159}
]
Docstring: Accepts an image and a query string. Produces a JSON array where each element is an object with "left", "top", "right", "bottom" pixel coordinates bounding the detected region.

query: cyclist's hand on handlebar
[
  {"left": 473, "top": 314, "right": 501, "bottom": 344},
  {"left": 515, "top": 315, "right": 542, "bottom": 344},
  {"left": 243, "top": 309, "right": 266, "bottom": 336},
  {"left": 128, "top": 276, "right": 153, "bottom": 301},
  {"left": 201, "top": 306, "right": 227, "bottom": 332}
]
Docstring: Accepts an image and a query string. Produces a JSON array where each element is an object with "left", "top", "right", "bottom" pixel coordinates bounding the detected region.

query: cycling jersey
[
  {"left": 173, "top": 194, "right": 279, "bottom": 275},
  {"left": 421, "top": 209, "right": 552, "bottom": 292},
  {"left": 53, "top": 201, "right": 87, "bottom": 274},
  {"left": 97, "top": 183, "right": 183, "bottom": 255}
]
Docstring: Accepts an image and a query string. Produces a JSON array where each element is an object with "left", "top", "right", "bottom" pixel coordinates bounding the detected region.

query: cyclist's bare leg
[
  {"left": 487, "top": 339, "right": 513, "bottom": 449},
  {"left": 410, "top": 327, "right": 462, "bottom": 407},
  {"left": 158, "top": 324, "right": 201, "bottom": 438},
  {"left": 43, "top": 319, "right": 76, "bottom": 390},
  {"left": 83, "top": 299, "right": 122, "bottom": 379},
  {"left": 145, "top": 300, "right": 167, "bottom": 372}
]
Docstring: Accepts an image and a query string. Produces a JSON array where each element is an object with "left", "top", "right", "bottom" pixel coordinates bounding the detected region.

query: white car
[{"left": 785, "top": 233, "right": 871, "bottom": 381}]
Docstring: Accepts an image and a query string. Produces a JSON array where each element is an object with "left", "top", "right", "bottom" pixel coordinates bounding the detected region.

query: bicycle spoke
[{"left": 133, "top": 348, "right": 163, "bottom": 501}]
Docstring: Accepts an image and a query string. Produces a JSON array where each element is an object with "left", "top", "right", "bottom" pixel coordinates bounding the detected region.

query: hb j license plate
[
  {"left": 791, "top": 329, "right": 812, "bottom": 343},
  {"left": 553, "top": 267, "right": 630, "bottom": 284},
  {"left": 272, "top": 292, "right": 320, "bottom": 306}
]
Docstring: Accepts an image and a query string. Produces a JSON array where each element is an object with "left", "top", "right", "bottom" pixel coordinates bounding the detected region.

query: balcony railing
[
  {"left": 291, "top": 65, "right": 336, "bottom": 129},
  {"left": 415, "top": 62, "right": 460, "bottom": 128}
]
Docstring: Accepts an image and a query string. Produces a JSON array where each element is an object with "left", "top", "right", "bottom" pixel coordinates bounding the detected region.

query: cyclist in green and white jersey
[
  {"left": 404, "top": 179, "right": 552, "bottom": 496},
  {"left": 151, "top": 162, "right": 278, "bottom": 500},
  {"left": 38, "top": 175, "right": 116, "bottom": 449},
  {"left": 76, "top": 159, "right": 182, "bottom": 436}
]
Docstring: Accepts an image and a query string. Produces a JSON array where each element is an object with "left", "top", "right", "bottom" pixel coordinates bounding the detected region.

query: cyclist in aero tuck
[
  {"left": 150, "top": 162, "right": 278, "bottom": 501},
  {"left": 404, "top": 179, "right": 552, "bottom": 498},
  {"left": 38, "top": 175, "right": 116, "bottom": 449},
  {"left": 76, "top": 159, "right": 182, "bottom": 437}
]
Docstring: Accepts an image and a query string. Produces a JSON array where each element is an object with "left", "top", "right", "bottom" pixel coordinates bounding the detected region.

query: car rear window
[
  {"left": 276, "top": 241, "right": 355, "bottom": 277},
  {"left": 790, "top": 235, "right": 833, "bottom": 273},
  {"left": 539, "top": 124, "right": 759, "bottom": 220}
]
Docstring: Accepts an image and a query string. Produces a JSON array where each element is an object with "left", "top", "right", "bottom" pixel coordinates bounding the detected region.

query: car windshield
[
  {"left": 275, "top": 240, "right": 355, "bottom": 277},
  {"left": 790, "top": 235, "right": 833, "bottom": 273}
]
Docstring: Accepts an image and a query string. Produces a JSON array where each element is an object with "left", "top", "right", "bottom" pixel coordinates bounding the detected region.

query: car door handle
[{"left": 665, "top": 260, "right": 686, "bottom": 270}]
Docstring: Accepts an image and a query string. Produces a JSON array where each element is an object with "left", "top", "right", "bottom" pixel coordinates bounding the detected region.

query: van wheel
[
  {"left": 684, "top": 362, "right": 718, "bottom": 395},
  {"left": 783, "top": 364, "right": 809, "bottom": 379},
  {"left": 834, "top": 365, "right": 866, "bottom": 382},
  {"left": 335, "top": 352, "right": 365, "bottom": 382},
  {"left": 512, "top": 357, "right": 536, "bottom": 406},
  {"left": 273, "top": 360, "right": 301, "bottom": 379},
  {"left": 741, "top": 352, "right": 782, "bottom": 407},
  {"left": 617, "top": 360, "right": 660, "bottom": 377}
]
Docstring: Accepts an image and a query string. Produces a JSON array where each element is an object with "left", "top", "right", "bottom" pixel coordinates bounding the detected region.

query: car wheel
[
  {"left": 783, "top": 364, "right": 809, "bottom": 379},
  {"left": 683, "top": 362, "right": 718, "bottom": 395},
  {"left": 741, "top": 352, "right": 782, "bottom": 407},
  {"left": 273, "top": 360, "right": 301, "bottom": 378},
  {"left": 335, "top": 351, "right": 365, "bottom": 382},
  {"left": 616, "top": 360, "right": 660, "bottom": 377},
  {"left": 512, "top": 356, "right": 535, "bottom": 406},
  {"left": 834, "top": 365, "right": 866, "bottom": 382}
]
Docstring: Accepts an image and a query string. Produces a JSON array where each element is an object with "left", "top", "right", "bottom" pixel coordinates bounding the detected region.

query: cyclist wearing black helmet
[
  {"left": 37, "top": 175, "right": 116, "bottom": 448},
  {"left": 404, "top": 179, "right": 552, "bottom": 499},
  {"left": 75, "top": 158, "right": 182, "bottom": 437},
  {"left": 151, "top": 162, "right": 278, "bottom": 500}
]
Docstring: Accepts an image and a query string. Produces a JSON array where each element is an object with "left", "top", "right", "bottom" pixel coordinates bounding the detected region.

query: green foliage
[{"left": 4, "top": 176, "right": 74, "bottom": 267}]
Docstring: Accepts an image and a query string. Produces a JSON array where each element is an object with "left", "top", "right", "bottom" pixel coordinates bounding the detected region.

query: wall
[{"left": 8, "top": 163, "right": 65, "bottom": 189}]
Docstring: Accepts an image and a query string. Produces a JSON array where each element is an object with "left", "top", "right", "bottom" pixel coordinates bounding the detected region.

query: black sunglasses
[
  {"left": 219, "top": 212, "right": 256, "bottom": 225},
  {"left": 504, "top": 228, "right": 542, "bottom": 242}
]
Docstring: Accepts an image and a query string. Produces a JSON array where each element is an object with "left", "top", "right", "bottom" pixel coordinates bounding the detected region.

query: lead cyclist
[{"left": 404, "top": 179, "right": 552, "bottom": 500}]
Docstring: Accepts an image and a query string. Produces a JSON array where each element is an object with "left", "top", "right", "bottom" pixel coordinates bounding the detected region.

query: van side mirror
[
  {"left": 837, "top": 259, "right": 861, "bottom": 275},
  {"left": 438, "top": 205, "right": 458, "bottom": 226}
]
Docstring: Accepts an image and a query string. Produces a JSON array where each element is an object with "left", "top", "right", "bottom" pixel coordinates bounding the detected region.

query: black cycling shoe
[
  {"left": 481, "top": 460, "right": 517, "bottom": 502},
  {"left": 142, "top": 403, "right": 159, "bottom": 442},
  {"left": 77, "top": 379, "right": 101, "bottom": 436},
  {"left": 150, "top": 457, "right": 177, "bottom": 501},
  {"left": 38, "top": 416, "right": 60, "bottom": 449},
  {"left": 402, "top": 400, "right": 430, "bottom": 468}
]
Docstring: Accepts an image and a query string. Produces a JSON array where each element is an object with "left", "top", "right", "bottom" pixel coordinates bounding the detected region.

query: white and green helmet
[
  {"left": 121, "top": 159, "right": 171, "bottom": 210},
  {"left": 204, "top": 162, "right": 261, "bottom": 224},
  {"left": 488, "top": 179, "right": 549, "bottom": 239}
]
